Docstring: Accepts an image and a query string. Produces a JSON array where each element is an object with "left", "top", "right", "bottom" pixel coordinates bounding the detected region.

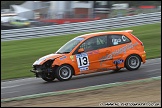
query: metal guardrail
[{"left": 1, "top": 12, "right": 161, "bottom": 41}]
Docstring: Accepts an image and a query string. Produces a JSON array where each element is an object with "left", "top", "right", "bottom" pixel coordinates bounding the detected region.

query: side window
[
  {"left": 79, "top": 37, "right": 97, "bottom": 52},
  {"left": 96, "top": 35, "right": 107, "bottom": 48},
  {"left": 79, "top": 36, "right": 107, "bottom": 52},
  {"left": 109, "top": 34, "right": 131, "bottom": 46}
]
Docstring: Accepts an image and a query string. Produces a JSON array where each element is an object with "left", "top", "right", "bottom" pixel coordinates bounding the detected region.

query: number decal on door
[{"left": 76, "top": 53, "right": 89, "bottom": 68}]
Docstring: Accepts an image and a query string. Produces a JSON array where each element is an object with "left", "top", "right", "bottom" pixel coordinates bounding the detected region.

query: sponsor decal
[
  {"left": 60, "top": 56, "right": 66, "bottom": 60},
  {"left": 80, "top": 67, "right": 89, "bottom": 71},
  {"left": 122, "top": 35, "right": 127, "bottom": 41},
  {"left": 70, "top": 55, "right": 74, "bottom": 61},
  {"left": 112, "top": 38, "right": 121, "bottom": 45},
  {"left": 113, "top": 59, "right": 124, "bottom": 64},
  {"left": 99, "top": 42, "right": 138, "bottom": 65}
]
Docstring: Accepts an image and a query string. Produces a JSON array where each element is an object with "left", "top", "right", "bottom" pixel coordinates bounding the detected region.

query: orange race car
[{"left": 30, "top": 30, "right": 146, "bottom": 82}]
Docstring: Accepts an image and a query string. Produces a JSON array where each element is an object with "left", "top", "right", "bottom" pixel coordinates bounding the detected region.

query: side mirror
[{"left": 78, "top": 48, "right": 84, "bottom": 53}]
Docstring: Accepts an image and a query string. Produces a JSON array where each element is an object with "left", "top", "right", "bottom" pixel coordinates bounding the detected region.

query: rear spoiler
[
  {"left": 122, "top": 30, "right": 133, "bottom": 33},
  {"left": 107, "top": 30, "right": 133, "bottom": 33}
]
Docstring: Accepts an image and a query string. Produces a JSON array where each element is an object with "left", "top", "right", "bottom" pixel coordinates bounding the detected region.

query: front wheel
[
  {"left": 41, "top": 72, "right": 55, "bottom": 82},
  {"left": 56, "top": 64, "right": 73, "bottom": 81},
  {"left": 125, "top": 55, "right": 141, "bottom": 71}
]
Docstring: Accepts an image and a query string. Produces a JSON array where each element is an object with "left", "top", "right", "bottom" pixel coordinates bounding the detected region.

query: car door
[{"left": 76, "top": 36, "right": 101, "bottom": 73}]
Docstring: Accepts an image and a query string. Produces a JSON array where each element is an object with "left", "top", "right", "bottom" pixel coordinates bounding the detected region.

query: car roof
[{"left": 78, "top": 30, "right": 133, "bottom": 39}]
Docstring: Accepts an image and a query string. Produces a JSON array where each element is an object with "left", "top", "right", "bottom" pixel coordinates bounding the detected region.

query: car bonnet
[{"left": 33, "top": 53, "right": 63, "bottom": 65}]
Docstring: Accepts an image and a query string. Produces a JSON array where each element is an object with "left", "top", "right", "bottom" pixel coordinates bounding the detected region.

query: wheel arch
[
  {"left": 123, "top": 49, "right": 144, "bottom": 62},
  {"left": 124, "top": 53, "right": 142, "bottom": 69}
]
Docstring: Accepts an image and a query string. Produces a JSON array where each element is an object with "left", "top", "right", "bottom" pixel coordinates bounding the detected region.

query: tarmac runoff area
[{"left": 1, "top": 76, "right": 161, "bottom": 107}]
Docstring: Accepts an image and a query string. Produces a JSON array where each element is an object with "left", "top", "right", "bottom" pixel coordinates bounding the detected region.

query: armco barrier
[{"left": 1, "top": 12, "right": 161, "bottom": 41}]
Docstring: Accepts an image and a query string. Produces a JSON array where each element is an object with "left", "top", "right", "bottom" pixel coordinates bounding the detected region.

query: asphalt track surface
[{"left": 1, "top": 58, "right": 161, "bottom": 99}]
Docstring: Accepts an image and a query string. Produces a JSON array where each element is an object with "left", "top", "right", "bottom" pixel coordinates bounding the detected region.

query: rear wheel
[
  {"left": 56, "top": 64, "right": 73, "bottom": 81},
  {"left": 125, "top": 55, "right": 141, "bottom": 71}
]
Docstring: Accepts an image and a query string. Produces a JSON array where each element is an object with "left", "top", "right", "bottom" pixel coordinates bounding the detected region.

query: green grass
[
  {"left": 1, "top": 23, "right": 161, "bottom": 80},
  {"left": 109, "top": 9, "right": 158, "bottom": 18}
]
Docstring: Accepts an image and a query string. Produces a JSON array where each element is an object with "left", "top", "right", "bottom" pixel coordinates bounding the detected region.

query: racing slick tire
[
  {"left": 125, "top": 54, "right": 141, "bottom": 71},
  {"left": 56, "top": 64, "right": 74, "bottom": 81}
]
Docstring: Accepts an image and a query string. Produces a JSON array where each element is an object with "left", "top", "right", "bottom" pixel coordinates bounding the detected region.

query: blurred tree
[{"left": 1, "top": 1, "right": 25, "bottom": 9}]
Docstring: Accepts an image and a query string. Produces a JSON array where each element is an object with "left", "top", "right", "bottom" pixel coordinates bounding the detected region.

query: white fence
[{"left": 1, "top": 12, "right": 161, "bottom": 41}]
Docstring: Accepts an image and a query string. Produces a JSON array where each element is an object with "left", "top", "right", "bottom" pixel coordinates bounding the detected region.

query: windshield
[{"left": 56, "top": 37, "right": 84, "bottom": 54}]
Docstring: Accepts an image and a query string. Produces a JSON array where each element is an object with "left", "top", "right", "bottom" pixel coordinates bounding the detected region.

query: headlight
[{"left": 33, "top": 57, "right": 46, "bottom": 66}]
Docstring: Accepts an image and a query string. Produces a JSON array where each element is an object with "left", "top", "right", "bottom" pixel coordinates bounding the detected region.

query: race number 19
[{"left": 76, "top": 53, "right": 89, "bottom": 68}]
